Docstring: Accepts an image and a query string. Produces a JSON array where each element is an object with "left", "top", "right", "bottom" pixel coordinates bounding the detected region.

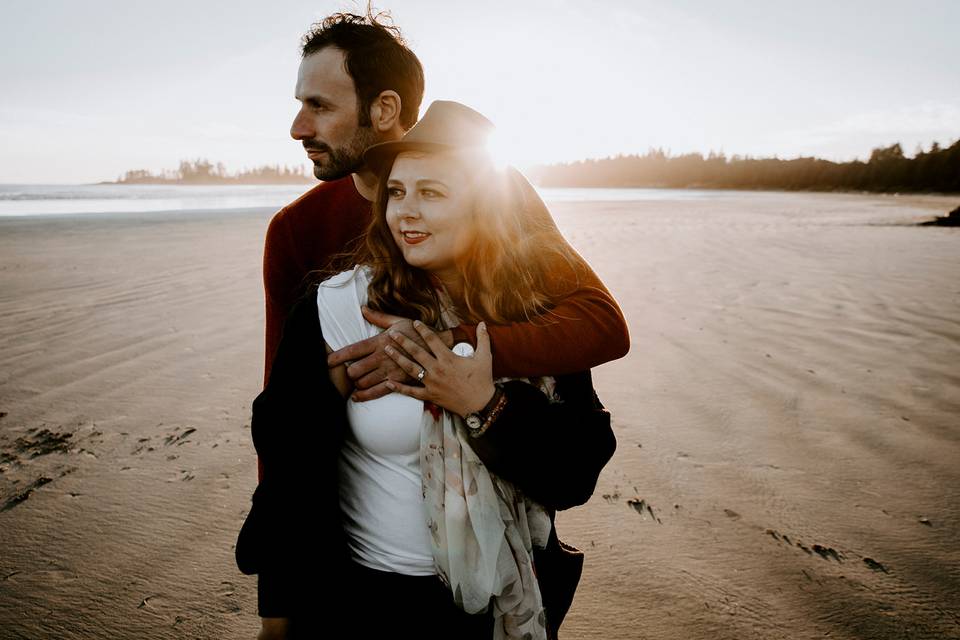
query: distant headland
[
  {"left": 528, "top": 139, "right": 960, "bottom": 194},
  {"left": 102, "top": 159, "right": 314, "bottom": 185},
  {"left": 105, "top": 139, "right": 960, "bottom": 193}
]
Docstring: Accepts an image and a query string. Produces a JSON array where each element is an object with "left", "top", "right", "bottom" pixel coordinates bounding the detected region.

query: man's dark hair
[{"left": 301, "top": 11, "right": 424, "bottom": 130}]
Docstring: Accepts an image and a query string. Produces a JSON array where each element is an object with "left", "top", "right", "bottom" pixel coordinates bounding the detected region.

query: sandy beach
[{"left": 1, "top": 191, "right": 958, "bottom": 639}]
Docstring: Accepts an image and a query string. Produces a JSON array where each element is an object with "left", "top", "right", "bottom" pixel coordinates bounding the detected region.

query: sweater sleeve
[
  {"left": 259, "top": 211, "right": 297, "bottom": 484},
  {"left": 263, "top": 209, "right": 303, "bottom": 389},
  {"left": 465, "top": 370, "right": 617, "bottom": 511},
  {"left": 452, "top": 253, "right": 630, "bottom": 379}
]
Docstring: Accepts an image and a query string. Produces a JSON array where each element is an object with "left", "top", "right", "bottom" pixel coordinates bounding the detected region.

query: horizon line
[{"left": 4, "top": 136, "right": 958, "bottom": 186}]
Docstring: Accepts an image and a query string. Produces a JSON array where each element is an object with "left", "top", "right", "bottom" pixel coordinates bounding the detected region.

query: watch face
[
  {"left": 453, "top": 342, "right": 475, "bottom": 357},
  {"left": 466, "top": 414, "right": 482, "bottom": 430}
]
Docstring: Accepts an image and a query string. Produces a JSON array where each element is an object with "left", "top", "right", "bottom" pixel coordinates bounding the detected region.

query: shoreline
[
  {"left": 0, "top": 189, "right": 956, "bottom": 221},
  {"left": 0, "top": 206, "right": 276, "bottom": 223},
  {"left": 93, "top": 180, "right": 314, "bottom": 186}
]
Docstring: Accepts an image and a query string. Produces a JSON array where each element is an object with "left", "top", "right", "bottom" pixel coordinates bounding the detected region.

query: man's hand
[
  {"left": 327, "top": 306, "right": 453, "bottom": 401},
  {"left": 258, "top": 617, "right": 289, "bottom": 640}
]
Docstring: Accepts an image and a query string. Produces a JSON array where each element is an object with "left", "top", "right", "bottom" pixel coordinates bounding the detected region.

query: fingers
[
  {"left": 361, "top": 305, "right": 408, "bottom": 330},
  {"left": 384, "top": 380, "right": 430, "bottom": 401},
  {"left": 388, "top": 331, "right": 437, "bottom": 367},
  {"left": 355, "top": 368, "right": 388, "bottom": 391},
  {"left": 474, "top": 321, "right": 491, "bottom": 357},
  {"left": 384, "top": 343, "right": 426, "bottom": 380},
  {"left": 351, "top": 380, "right": 394, "bottom": 402},
  {"left": 383, "top": 318, "right": 430, "bottom": 350},
  {"left": 327, "top": 334, "right": 378, "bottom": 367},
  {"left": 354, "top": 357, "right": 413, "bottom": 390},
  {"left": 412, "top": 320, "right": 453, "bottom": 357},
  {"left": 344, "top": 353, "right": 380, "bottom": 381}
]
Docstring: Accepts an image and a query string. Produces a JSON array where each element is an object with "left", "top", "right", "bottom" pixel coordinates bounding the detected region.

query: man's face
[{"left": 291, "top": 47, "right": 380, "bottom": 181}]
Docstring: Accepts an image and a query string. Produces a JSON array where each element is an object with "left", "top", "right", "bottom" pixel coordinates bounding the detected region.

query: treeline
[
  {"left": 531, "top": 139, "right": 960, "bottom": 193},
  {"left": 114, "top": 159, "right": 313, "bottom": 185}
]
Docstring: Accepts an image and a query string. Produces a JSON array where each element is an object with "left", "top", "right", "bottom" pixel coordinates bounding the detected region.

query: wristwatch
[
  {"left": 465, "top": 384, "right": 506, "bottom": 437},
  {"left": 465, "top": 412, "right": 484, "bottom": 431}
]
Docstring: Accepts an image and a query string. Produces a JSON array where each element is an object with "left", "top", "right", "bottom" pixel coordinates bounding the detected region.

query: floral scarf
[{"left": 420, "top": 293, "right": 554, "bottom": 640}]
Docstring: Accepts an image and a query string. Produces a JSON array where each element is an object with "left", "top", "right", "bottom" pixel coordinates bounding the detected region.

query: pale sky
[{"left": 1, "top": 0, "right": 957, "bottom": 184}]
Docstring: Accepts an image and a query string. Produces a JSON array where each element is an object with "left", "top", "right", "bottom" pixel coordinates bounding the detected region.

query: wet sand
[{"left": 0, "top": 192, "right": 958, "bottom": 639}]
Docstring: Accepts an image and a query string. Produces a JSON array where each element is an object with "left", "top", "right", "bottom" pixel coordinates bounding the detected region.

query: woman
[{"left": 237, "top": 101, "right": 617, "bottom": 640}]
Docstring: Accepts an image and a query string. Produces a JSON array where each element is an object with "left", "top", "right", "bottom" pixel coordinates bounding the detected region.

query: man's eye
[
  {"left": 388, "top": 187, "right": 404, "bottom": 198},
  {"left": 421, "top": 189, "right": 442, "bottom": 198}
]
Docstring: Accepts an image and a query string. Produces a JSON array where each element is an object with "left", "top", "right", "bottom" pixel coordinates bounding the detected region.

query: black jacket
[{"left": 235, "top": 284, "right": 617, "bottom": 638}]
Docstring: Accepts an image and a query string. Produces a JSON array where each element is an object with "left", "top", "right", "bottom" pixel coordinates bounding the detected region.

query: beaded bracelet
[{"left": 469, "top": 387, "right": 508, "bottom": 438}]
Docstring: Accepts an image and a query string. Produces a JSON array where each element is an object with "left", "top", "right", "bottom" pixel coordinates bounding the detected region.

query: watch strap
[
  {"left": 479, "top": 384, "right": 503, "bottom": 416},
  {"left": 468, "top": 386, "right": 507, "bottom": 438}
]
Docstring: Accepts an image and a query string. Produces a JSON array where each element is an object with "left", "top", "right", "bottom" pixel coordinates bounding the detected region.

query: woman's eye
[
  {"left": 387, "top": 187, "right": 404, "bottom": 198},
  {"left": 421, "top": 189, "right": 442, "bottom": 198}
]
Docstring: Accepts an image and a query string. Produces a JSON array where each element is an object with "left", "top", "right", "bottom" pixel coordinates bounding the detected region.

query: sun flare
[{"left": 485, "top": 129, "right": 519, "bottom": 171}]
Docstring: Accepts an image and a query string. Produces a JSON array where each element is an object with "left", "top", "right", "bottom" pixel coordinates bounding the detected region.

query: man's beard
[{"left": 307, "top": 124, "right": 380, "bottom": 181}]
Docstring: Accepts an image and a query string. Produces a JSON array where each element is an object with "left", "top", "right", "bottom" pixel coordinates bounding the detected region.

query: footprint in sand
[
  {"left": 164, "top": 427, "right": 197, "bottom": 447},
  {"left": 627, "top": 497, "right": 662, "bottom": 523},
  {"left": 811, "top": 544, "right": 843, "bottom": 562},
  {"left": 601, "top": 491, "right": 621, "bottom": 504},
  {"left": 138, "top": 594, "right": 162, "bottom": 609},
  {"left": 863, "top": 557, "right": 889, "bottom": 573},
  {"left": 218, "top": 581, "right": 241, "bottom": 614},
  {"left": 132, "top": 437, "right": 153, "bottom": 456},
  {"left": 13, "top": 429, "right": 74, "bottom": 460},
  {"left": 765, "top": 528, "right": 846, "bottom": 563},
  {"left": 1, "top": 476, "right": 53, "bottom": 512}
]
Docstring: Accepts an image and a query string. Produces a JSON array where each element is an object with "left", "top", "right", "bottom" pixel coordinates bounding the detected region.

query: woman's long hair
[{"left": 317, "top": 150, "right": 589, "bottom": 327}]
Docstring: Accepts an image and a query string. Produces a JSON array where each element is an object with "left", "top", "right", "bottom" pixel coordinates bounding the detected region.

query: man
[
  {"left": 263, "top": 12, "right": 423, "bottom": 398},
  {"left": 253, "top": 11, "right": 630, "bottom": 639}
]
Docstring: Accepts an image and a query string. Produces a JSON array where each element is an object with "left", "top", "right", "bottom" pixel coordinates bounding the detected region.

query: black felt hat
[{"left": 363, "top": 100, "right": 495, "bottom": 174}]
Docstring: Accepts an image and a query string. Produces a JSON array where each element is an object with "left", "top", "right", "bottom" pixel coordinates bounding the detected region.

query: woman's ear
[{"left": 369, "top": 90, "right": 402, "bottom": 133}]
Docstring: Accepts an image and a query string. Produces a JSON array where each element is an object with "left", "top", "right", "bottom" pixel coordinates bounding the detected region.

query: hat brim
[{"left": 363, "top": 140, "right": 486, "bottom": 176}]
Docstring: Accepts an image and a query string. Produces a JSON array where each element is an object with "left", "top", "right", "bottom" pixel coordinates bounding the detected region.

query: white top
[{"left": 317, "top": 265, "right": 436, "bottom": 575}]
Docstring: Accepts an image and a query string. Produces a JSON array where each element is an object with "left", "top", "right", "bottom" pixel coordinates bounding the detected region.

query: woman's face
[{"left": 385, "top": 151, "right": 476, "bottom": 286}]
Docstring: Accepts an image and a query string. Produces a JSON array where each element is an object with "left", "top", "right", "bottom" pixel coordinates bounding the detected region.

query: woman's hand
[
  {"left": 384, "top": 320, "right": 496, "bottom": 417},
  {"left": 258, "top": 617, "right": 289, "bottom": 640},
  {"left": 326, "top": 307, "right": 455, "bottom": 402}
]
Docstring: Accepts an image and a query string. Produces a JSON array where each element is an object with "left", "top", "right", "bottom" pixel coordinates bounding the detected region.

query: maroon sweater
[
  {"left": 260, "top": 176, "right": 630, "bottom": 480},
  {"left": 263, "top": 178, "right": 372, "bottom": 387}
]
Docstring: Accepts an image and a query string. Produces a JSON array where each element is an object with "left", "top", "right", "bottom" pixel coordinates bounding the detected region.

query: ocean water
[
  {"left": 0, "top": 183, "right": 755, "bottom": 217},
  {"left": 0, "top": 184, "right": 315, "bottom": 216}
]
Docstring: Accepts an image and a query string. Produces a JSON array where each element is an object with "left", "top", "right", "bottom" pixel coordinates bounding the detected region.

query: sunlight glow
[{"left": 485, "top": 129, "right": 516, "bottom": 171}]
